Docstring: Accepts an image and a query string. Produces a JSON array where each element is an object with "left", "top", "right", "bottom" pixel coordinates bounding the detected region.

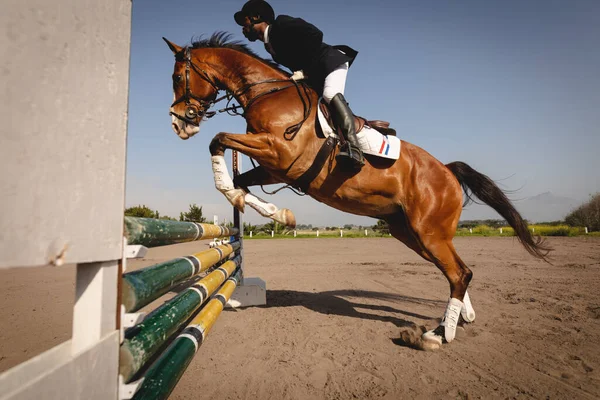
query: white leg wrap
[
  {"left": 441, "top": 298, "right": 463, "bottom": 342},
  {"left": 422, "top": 297, "right": 463, "bottom": 347},
  {"left": 211, "top": 156, "right": 245, "bottom": 207},
  {"left": 245, "top": 193, "right": 296, "bottom": 227},
  {"left": 211, "top": 156, "right": 234, "bottom": 191},
  {"left": 461, "top": 290, "right": 476, "bottom": 323},
  {"left": 245, "top": 193, "right": 278, "bottom": 217}
]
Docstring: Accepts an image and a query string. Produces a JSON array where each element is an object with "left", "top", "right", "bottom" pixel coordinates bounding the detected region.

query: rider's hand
[{"left": 291, "top": 70, "right": 305, "bottom": 81}]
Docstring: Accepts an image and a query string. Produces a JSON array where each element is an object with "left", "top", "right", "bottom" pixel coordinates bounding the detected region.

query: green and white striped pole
[
  {"left": 131, "top": 269, "right": 242, "bottom": 400},
  {"left": 122, "top": 242, "right": 240, "bottom": 312},
  {"left": 124, "top": 217, "right": 239, "bottom": 248},
  {"left": 120, "top": 256, "right": 241, "bottom": 382}
]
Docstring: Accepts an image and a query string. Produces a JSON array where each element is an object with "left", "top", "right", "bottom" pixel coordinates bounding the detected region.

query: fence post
[
  {"left": 294, "top": 230, "right": 297, "bottom": 237},
  {"left": 340, "top": 230, "right": 343, "bottom": 237},
  {"left": 317, "top": 230, "right": 319, "bottom": 237},
  {"left": 271, "top": 230, "right": 274, "bottom": 237},
  {"left": 469, "top": 228, "right": 472, "bottom": 234},
  {"left": 585, "top": 227, "right": 588, "bottom": 234},
  {"left": 500, "top": 228, "right": 503, "bottom": 234},
  {"left": 365, "top": 229, "right": 368, "bottom": 236},
  {"left": 250, "top": 231, "right": 252, "bottom": 238}
]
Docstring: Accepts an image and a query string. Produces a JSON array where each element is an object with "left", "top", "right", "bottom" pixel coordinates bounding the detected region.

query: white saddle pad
[{"left": 317, "top": 103, "right": 401, "bottom": 160}]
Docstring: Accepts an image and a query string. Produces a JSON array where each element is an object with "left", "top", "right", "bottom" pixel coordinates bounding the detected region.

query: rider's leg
[
  {"left": 323, "top": 63, "right": 364, "bottom": 169},
  {"left": 322, "top": 63, "right": 349, "bottom": 104}
]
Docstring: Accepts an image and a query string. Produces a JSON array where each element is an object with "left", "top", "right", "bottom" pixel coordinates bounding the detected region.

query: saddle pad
[{"left": 317, "top": 103, "right": 401, "bottom": 160}]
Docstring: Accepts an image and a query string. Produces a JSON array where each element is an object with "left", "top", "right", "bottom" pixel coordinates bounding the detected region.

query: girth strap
[{"left": 294, "top": 136, "right": 337, "bottom": 193}]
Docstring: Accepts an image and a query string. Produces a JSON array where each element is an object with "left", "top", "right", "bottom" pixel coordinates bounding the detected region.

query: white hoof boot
[
  {"left": 212, "top": 155, "right": 245, "bottom": 212},
  {"left": 422, "top": 298, "right": 463, "bottom": 349},
  {"left": 461, "top": 291, "right": 476, "bottom": 323}
]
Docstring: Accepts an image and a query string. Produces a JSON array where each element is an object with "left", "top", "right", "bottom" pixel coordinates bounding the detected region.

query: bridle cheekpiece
[{"left": 170, "top": 47, "right": 219, "bottom": 126}]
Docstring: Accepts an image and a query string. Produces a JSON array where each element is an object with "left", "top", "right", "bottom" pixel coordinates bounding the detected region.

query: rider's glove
[{"left": 291, "top": 70, "right": 305, "bottom": 81}]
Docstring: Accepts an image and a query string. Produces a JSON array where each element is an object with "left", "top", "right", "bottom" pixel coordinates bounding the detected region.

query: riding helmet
[{"left": 234, "top": 0, "right": 275, "bottom": 26}]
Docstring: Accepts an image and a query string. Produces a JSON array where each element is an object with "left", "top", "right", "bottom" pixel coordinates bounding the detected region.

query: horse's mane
[{"left": 190, "top": 31, "right": 286, "bottom": 74}]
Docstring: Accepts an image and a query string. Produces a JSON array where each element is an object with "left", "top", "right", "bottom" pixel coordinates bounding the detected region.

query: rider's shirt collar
[{"left": 264, "top": 25, "right": 271, "bottom": 43}]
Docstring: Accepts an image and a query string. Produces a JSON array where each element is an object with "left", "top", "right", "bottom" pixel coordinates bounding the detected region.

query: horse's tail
[{"left": 446, "top": 161, "right": 551, "bottom": 261}]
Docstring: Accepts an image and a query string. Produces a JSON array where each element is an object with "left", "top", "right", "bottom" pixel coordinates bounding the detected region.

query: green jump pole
[
  {"left": 120, "top": 256, "right": 241, "bottom": 382},
  {"left": 124, "top": 217, "right": 239, "bottom": 248},
  {"left": 122, "top": 241, "right": 241, "bottom": 312},
  {"left": 131, "top": 269, "right": 242, "bottom": 400}
]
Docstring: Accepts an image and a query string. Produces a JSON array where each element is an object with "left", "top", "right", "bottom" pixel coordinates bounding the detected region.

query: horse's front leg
[
  {"left": 234, "top": 167, "right": 296, "bottom": 227},
  {"left": 209, "top": 132, "right": 296, "bottom": 227}
]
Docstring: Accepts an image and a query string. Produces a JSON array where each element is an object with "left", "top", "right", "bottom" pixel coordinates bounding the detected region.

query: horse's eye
[{"left": 173, "top": 75, "right": 182, "bottom": 83}]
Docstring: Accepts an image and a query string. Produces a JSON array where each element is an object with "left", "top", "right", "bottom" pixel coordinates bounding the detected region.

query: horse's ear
[{"left": 163, "top": 37, "right": 182, "bottom": 55}]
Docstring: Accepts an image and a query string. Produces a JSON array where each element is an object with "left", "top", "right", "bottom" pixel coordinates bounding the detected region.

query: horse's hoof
[
  {"left": 421, "top": 330, "right": 443, "bottom": 351},
  {"left": 271, "top": 208, "right": 296, "bottom": 228}
]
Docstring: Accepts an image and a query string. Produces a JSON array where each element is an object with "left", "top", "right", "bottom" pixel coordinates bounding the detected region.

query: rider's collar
[{"left": 264, "top": 25, "right": 271, "bottom": 43}]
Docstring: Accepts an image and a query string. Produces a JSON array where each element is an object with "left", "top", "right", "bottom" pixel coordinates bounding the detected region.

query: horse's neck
[{"left": 206, "top": 49, "right": 288, "bottom": 107}]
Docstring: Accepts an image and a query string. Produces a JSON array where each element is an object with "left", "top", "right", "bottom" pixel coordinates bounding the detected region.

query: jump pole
[{"left": 227, "top": 151, "right": 266, "bottom": 308}]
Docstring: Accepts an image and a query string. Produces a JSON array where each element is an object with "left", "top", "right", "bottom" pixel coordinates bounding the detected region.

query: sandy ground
[{"left": 1, "top": 237, "right": 599, "bottom": 399}]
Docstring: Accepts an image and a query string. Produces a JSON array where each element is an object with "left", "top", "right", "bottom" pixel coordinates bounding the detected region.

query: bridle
[
  {"left": 169, "top": 47, "right": 219, "bottom": 125},
  {"left": 169, "top": 46, "right": 313, "bottom": 140}
]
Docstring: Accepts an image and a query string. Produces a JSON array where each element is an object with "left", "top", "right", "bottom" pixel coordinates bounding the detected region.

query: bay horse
[{"left": 163, "top": 33, "right": 550, "bottom": 350}]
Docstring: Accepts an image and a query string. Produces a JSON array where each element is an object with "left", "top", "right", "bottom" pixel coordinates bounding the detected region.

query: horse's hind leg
[
  {"left": 389, "top": 204, "right": 475, "bottom": 349},
  {"left": 388, "top": 213, "right": 475, "bottom": 346},
  {"left": 416, "top": 233, "right": 475, "bottom": 349},
  {"left": 386, "top": 212, "right": 433, "bottom": 262}
]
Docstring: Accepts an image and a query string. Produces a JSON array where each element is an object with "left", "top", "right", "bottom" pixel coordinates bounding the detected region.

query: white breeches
[{"left": 322, "top": 62, "right": 349, "bottom": 103}]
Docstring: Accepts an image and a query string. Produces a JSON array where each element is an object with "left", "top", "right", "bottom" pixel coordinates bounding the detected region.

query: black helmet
[{"left": 234, "top": 0, "right": 275, "bottom": 26}]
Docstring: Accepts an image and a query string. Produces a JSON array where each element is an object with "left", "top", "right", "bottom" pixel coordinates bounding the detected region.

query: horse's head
[{"left": 164, "top": 38, "right": 219, "bottom": 140}]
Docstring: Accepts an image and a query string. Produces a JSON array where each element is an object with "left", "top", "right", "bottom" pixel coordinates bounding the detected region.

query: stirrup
[{"left": 336, "top": 143, "right": 364, "bottom": 169}]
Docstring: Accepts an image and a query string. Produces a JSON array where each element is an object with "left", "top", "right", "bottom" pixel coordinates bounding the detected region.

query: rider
[{"left": 234, "top": 0, "right": 364, "bottom": 169}]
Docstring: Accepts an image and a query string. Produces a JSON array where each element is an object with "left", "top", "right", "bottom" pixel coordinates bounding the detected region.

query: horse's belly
[{"left": 310, "top": 191, "right": 402, "bottom": 218}]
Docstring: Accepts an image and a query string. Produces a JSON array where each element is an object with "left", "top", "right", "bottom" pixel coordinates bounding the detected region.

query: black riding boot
[{"left": 330, "top": 93, "right": 365, "bottom": 169}]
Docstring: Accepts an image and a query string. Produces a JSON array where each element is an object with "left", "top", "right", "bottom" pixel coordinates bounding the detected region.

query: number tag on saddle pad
[{"left": 317, "top": 103, "right": 401, "bottom": 160}]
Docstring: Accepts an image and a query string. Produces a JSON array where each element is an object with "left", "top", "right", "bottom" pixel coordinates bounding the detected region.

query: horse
[{"left": 163, "top": 32, "right": 550, "bottom": 350}]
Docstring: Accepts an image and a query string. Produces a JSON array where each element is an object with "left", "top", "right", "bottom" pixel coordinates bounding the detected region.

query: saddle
[{"left": 318, "top": 100, "right": 397, "bottom": 137}]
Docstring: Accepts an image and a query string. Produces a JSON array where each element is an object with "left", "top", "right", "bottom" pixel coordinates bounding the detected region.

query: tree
[
  {"left": 243, "top": 222, "right": 257, "bottom": 233},
  {"left": 260, "top": 221, "right": 285, "bottom": 234},
  {"left": 372, "top": 219, "right": 389, "bottom": 234},
  {"left": 565, "top": 193, "right": 600, "bottom": 231},
  {"left": 125, "top": 205, "right": 159, "bottom": 218},
  {"left": 179, "top": 204, "right": 206, "bottom": 223}
]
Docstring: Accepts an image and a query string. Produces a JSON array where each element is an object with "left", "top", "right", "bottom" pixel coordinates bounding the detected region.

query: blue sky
[{"left": 126, "top": 0, "right": 599, "bottom": 226}]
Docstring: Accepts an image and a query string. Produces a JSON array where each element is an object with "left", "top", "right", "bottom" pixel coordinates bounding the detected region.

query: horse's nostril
[{"left": 172, "top": 123, "right": 179, "bottom": 133}]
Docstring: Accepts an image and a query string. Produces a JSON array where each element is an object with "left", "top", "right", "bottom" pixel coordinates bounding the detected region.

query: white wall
[{"left": 0, "top": 0, "right": 132, "bottom": 268}]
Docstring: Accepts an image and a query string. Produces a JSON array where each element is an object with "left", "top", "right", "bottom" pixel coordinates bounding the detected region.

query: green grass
[
  {"left": 244, "top": 225, "right": 596, "bottom": 239},
  {"left": 245, "top": 230, "right": 391, "bottom": 239},
  {"left": 454, "top": 224, "right": 586, "bottom": 237}
]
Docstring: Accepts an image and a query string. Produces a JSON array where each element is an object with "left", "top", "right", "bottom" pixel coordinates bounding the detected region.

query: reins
[{"left": 171, "top": 47, "right": 313, "bottom": 141}]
